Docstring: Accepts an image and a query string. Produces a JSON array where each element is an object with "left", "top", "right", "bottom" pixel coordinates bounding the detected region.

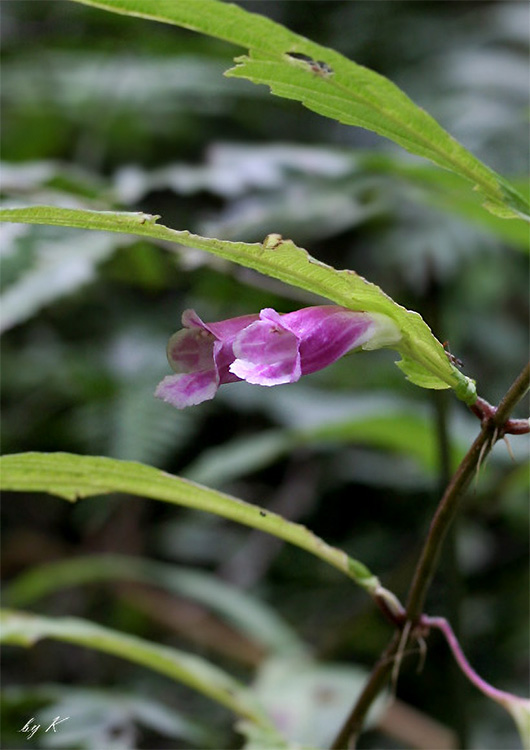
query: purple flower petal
[
  {"left": 167, "top": 328, "right": 215, "bottom": 374},
  {"left": 213, "top": 339, "right": 241, "bottom": 384},
  {"left": 182, "top": 308, "right": 259, "bottom": 339},
  {"left": 279, "top": 306, "right": 376, "bottom": 375},
  {"left": 176, "top": 308, "right": 262, "bottom": 384},
  {"left": 181, "top": 308, "right": 208, "bottom": 330},
  {"left": 155, "top": 370, "right": 219, "bottom": 408},
  {"left": 230, "top": 319, "right": 301, "bottom": 385},
  {"left": 156, "top": 305, "right": 402, "bottom": 408}
]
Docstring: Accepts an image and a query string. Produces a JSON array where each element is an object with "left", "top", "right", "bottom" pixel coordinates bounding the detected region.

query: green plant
[{"left": 1, "top": 2, "right": 528, "bottom": 748}]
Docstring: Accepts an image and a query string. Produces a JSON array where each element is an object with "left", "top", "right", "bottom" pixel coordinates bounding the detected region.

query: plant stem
[
  {"left": 329, "top": 362, "right": 530, "bottom": 749},
  {"left": 405, "top": 362, "right": 529, "bottom": 624},
  {"left": 493, "top": 362, "right": 530, "bottom": 426},
  {"left": 433, "top": 389, "right": 469, "bottom": 747},
  {"left": 330, "top": 632, "right": 401, "bottom": 750}
]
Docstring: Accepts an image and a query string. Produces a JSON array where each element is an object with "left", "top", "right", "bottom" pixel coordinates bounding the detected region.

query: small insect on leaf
[
  {"left": 443, "top": 341, "right": 464, "bottom": 369},
  {"left": 286, "top": 51, "right": 334, "bottom": 78}
]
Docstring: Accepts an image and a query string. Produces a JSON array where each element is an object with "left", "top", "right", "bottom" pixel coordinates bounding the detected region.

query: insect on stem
[{"left": 443, "top": 341, "right": 463, "bottom": 369}]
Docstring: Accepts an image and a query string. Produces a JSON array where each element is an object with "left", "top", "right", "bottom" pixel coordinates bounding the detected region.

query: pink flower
[{"left": 155, "top": 306, "right": 401, "bottom": 409}]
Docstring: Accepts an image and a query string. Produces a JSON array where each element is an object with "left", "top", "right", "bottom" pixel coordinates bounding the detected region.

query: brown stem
[
  {"left": 469, "top": 363, "right": 530, "bottom": 434},
  {"left": 493, "top": 362, "right": 530, "bottom": 426},
  {"left": 433, "top": 390, "right": 469, "bottom": 746},
  {"left": 330, "top": 632, "right": 401, "bottom": 750},
  {"left": 406, "top": 362, "right": 529, "bottom": 624},
  {"left": 329, "top": 363, "right": 530, "bottom": 749}
]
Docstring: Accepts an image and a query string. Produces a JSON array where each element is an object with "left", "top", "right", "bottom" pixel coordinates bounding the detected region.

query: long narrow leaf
[
  {"left": 69, "top": 0, "right": 529, "bottom": 221},
  {"left": 4, "top": 554, "right": 304, "bottom": 657},
  {"left": 0, "top": 452, "right": 379, "bottom": 590},
  {"left": 0, "top": 609, "right": 279, "bottom": 737}
]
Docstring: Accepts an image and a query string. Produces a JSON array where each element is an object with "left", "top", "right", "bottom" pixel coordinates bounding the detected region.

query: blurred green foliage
[{"left": 1, "top": 1, "right": 528, "bottom": 748}]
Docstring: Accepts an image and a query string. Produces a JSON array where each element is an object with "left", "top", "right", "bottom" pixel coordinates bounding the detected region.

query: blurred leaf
[
  {"left": 302, "top": 412, "right": 454, "bottom": 471},
  {"left": 490, "top": 460, "right": 530, "bottom": 531},
  {"left": 2, "top": 684, "right": 210, "bottom": 749},
  {"left": 1, "top": 160, "right": 106, "bottom": 201},
  {"left": 70, "top": 0, "right": 529, "bottom": 220},
  {"left": 357, "top": 153, "right": 530, "bottom": 252},
  {"left": 190, "top": 388, "right": 527, "bottom": 491},
  {"left": 0, "top": 452, "right": 379, "bottom": 591},
  {"left": 112, "top": 144, "right": 353, "bottom": 202},
  {"left": 153, "top": 514, "right": 245, "bottom": 566},
  {"left": 74, "top": 385, "right": 197, "bottom": 466},
  {"left": 1, "top": 51, "right": 254, "bottom": 117},
  {"left": 238, "top": 721, "right": 296, "bottom": 750},
  {"left": 0, "top": 609, "right": 276, "bottom": 736},
  {"left": 113, "top": 145, "right": 384, "bottom": 244},
  {"left": 0, "top": 205, "right": 476, "bottom": 400},
  {"left": 502, "top": 699, "right": 530, "bottom": 750},
  {"left": 183, "top": 404, "right": 468, "bottom": 487},
  {"left": 0, "top": 226, "right": 130, "bottom": 333},
  {"left": 185, "top": 431, "right": 291, "bottom": 488},
  {"left": 111, "top": 146, "right": 529, "bottom": 249},
  {"left": 4, "top": 554, "right": 304, "bottom": 658},
  {"left": 249, "top": 655, "right": 388, "bottom": 749}
]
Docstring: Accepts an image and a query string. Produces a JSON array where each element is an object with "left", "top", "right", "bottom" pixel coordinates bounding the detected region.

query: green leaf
[
  {"left": 0, "top": 609, "right": 277, "bottom": 735},
  {"left": 0, "top": 452, "right": 379, "bottom": 592},
  {"left": 4, "top": 554, "right": 304, "bottom": 657},
  {"left": 68, "top": 0, "right": 529, "bottom": 221},
  {"left": 184, "top": 431, "right": 291, "bottom": 488},
  {"left": 395, "top": 355, "right": 456, "bottom": 390},
  {"left": 0, "top": 205, "right": 477, "bottom": 402}
]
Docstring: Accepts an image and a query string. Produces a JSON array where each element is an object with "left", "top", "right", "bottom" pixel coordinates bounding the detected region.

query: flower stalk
[
  {"left": 424, "top": 616, "right": 530, "bottom": 710},
  {"left": 406, "top": 362, "right": 530, "bottom": 625}
]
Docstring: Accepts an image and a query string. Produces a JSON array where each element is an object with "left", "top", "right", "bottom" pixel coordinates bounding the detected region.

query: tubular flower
[{"left": 155, "top": 306, "right": 401, "bottom": 409}]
